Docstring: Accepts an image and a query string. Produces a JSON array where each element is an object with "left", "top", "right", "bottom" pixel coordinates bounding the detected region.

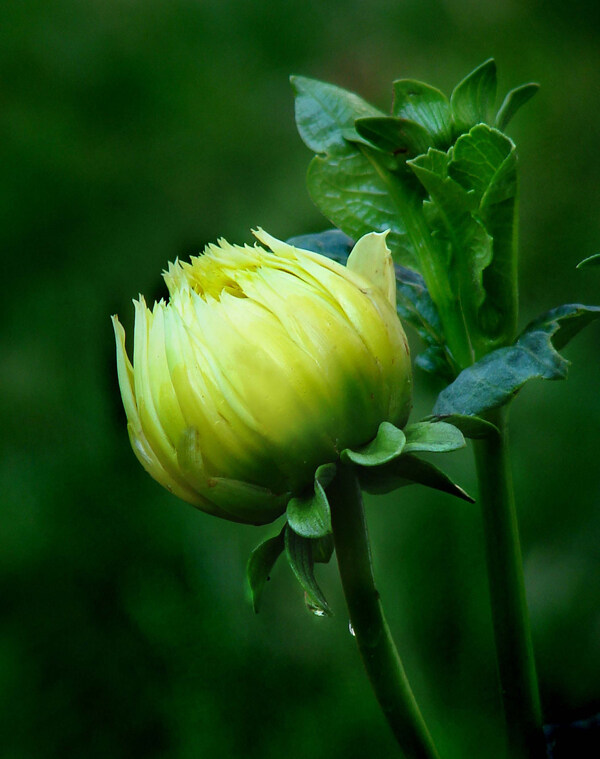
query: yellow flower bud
[{"left": 112, "top": 229, "right": 411, "bottom": 524}]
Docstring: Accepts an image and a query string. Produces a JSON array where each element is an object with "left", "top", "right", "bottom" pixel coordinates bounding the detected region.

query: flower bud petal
[
  {"left": 346, "top": 230, "right": 396, "bottom": 309},
  {"left": 112, "top": 230, "right": 412, "bottom": 524}
]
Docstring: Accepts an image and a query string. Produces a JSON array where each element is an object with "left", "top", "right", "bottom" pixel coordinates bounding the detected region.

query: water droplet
[
  {"left": 348, "top": 621, "right": 356, "bottom": 636},
  {"left": 304, "top": 594, "right": 327, "bottom": 616}
]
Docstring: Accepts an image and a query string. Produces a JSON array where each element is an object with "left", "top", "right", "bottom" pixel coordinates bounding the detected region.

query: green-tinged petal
[{"left": 177, "top": 427, "right": 287, "bottom": 524}]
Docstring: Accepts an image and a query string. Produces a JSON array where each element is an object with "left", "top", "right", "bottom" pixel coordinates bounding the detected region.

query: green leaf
[
  {"left": 354, "top": 116, "right": 433, "bottom": 157},
  {"left": 285, "top": 527, "right": 332, "bottom": 616},
  {"left": 449, "top": 124, "right": 519, "bottom": 344},
  {"left": 392, "top": 80, "right": 453, "bottom": 147},
  {"left": 433, "top": 304, "right": 600, "bottom": 417},
  {"left": 449, "top": 125, "right": 516, "bottom": 206},
  {"left": 286, "top": 229, "right": 353, "bottom": 262},
  {"left": 403, "top": 421, "right": 466, "bottom": 453},
  {"left": 496, "top": 83, "right": 540, "bottom": 132},
  {"left": 305, "top": 146, "right": 419, "bottom": 266},
  {"left": 286, "top": 463, "right": 336, "bottom": 539},
  {"left": 577, "top": 253, "right": 600, "bottom": 269},
  {"left": 429, "top": 413, "right": 499, "bottom": 439},
  {"left": 450, "top": 59, "right": 497, "bottom": 133},
  {"left": 408, "top": 148, "right": 493, "bottom": 341},
  {"left": 341, "top": 422, "right": 406, "bottom": 467},
  {"left": 357, "top": 453, "right": 474, "bottom": 503},
  {"left": 291, "top": 75, "right": 384, "bottom": 156},
  {"left": 247, "top": 528, "right": 285, "bottom": 613}
]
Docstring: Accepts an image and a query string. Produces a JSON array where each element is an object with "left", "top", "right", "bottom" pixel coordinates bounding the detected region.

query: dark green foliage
[{"left": 434, "top": 305, "right": 600, "bottom": 416}]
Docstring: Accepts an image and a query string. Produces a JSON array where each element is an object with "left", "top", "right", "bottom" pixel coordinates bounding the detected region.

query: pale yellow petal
[{"left": 346, "top": 231, "right": 396, "bottom": 309}]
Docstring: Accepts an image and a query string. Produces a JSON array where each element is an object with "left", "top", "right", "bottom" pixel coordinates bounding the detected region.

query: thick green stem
[
  {"left": 474, "top": 407, "right": 546, "bottom": 758},
  {"left": 329, "top": 464, "right": 439, "bottom": 759}
]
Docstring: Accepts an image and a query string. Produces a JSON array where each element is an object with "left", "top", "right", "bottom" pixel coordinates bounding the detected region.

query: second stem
[{"left": 474, "top": 407, "right": 546, "bottom": 759}]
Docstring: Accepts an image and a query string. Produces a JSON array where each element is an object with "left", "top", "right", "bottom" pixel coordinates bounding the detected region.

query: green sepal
[
  {"left": 392, "top": 79, "right": 453, "bottom": 148},
  {"left": 354, "top": 116, "right": 433, "bottom": 157},
  {"left": 286, "top": 463, "right": 336, "bottom": 539},
  {"left": 341, "top": 421, "right": 406, "bottom": 467},
  {"left": 495, "top": 83, "right": 540, "bottom": 132},
  {"left": 403, "top": 421, "right": 466, "bottom": 454},
  {"left": 246, "top": 527, "right": 286, "bottom": 613},
  {"left": 285, "top": 526, "right": 332, "bottom": 616},
  {"left": 428, "top": 413, "right": 499, "bottom": 439},
  {"left": 576, "top": 253, "right": 600, "bottom": 269},
  {"left": 357, "top": 453, "right": 474, "bottom": 503},
  {"left": 450, "top": 59, "right": 497, "bottom": 134},
  {"left": 433, "top": 304, "right": 600, "bottom": 417}
]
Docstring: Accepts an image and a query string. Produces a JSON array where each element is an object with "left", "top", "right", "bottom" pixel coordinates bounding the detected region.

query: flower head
[{"left": 112, "top": 229, "right": 411, "bottom": 524}]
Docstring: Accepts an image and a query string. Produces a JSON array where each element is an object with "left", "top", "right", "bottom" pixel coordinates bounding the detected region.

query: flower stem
[
  {"left": 329, "top": 464, "right": 440, "bottom": 759},
  {"left": 474, "top": 407, "right": 546, "bottom": 758}
]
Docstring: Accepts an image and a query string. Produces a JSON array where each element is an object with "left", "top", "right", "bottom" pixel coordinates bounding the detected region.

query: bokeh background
[{"left": 2, "top": 1, "right": 600, "bottom": 757}]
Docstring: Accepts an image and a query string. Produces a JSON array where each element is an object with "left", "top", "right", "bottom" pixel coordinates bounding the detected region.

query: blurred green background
[{"left": 2, "top": 1, "right": 599, "bottom": 757}]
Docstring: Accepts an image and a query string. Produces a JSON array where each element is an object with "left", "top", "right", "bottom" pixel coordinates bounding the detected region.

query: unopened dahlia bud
[{"left": 112, "top": 229, "right": 411, "bottom": 524}]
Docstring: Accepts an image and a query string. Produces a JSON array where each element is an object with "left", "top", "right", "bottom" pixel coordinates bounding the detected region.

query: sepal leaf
[
  {"left": 433, "top": 304, "right": 600, "bottom": 417},
  {"left": 341, "top": 422, "right": 406, "bottom": 467},
  {"left": 247, "top": 528, "right": 286, "bottom": 613},
  {"left": 403, "top": 421, "right": 466, "bottom": 453},
  {"left": 285, "top": 526, "right": 332, "bottom": 616},
  {"left": 286, "top": 463, "right": 335, "bottom": 539},
  {"left": 357, "top": 454, "right": 474, "bottom": 503}
]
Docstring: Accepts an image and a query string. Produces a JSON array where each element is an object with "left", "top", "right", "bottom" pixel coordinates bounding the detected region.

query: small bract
[{"left": 112, "top": 229, "right": 411, "bottom": 524}]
